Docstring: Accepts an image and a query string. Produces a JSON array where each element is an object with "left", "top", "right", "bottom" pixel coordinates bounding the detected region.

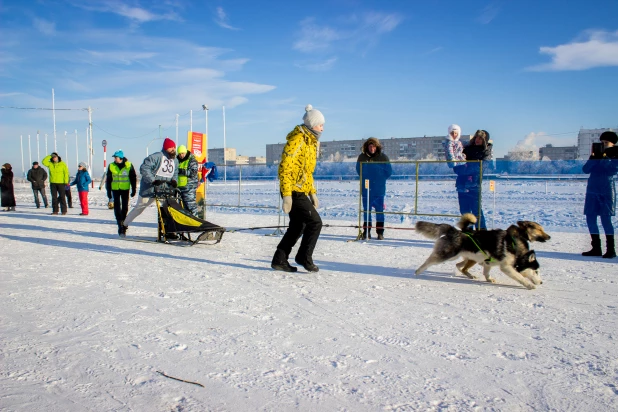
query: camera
[{"left": 591, "top": 142, "right": 604, "bottom": 158}]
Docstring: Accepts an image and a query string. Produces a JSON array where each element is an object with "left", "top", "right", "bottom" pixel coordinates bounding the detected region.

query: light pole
[
  {"left": 146, "top": 137, "right": 164, "bottom": 157},
  {"left": 159, "top": 124, "right": 161, "bottom": 139},
  {"left": 223, "top": 105, "right": 226, "bottom": 182},
  {"left": 202, "top": 104, "right": 208, "bottom": 156}
]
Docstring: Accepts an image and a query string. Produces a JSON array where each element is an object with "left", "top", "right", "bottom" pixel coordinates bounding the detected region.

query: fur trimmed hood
[{"left": 362, "top": 137, "right": 382, "bottom": 156}]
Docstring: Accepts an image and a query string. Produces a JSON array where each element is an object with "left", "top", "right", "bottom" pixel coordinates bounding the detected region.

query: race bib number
[{"left": 155, "top": 158, "right": 175, "bottom": 179}]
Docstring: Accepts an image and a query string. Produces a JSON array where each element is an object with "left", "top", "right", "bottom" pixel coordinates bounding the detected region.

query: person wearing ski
[
  {"left": 70, "top": 162, "right": 92, "bottom": 216},
  {"left": 1, "top": 163, "right": 16, "bottom": 211},
  {"left": 460, "top": 129, "right": 493, "bottom": 230},
  {"left": 355, "top": 137, "right": 392, "bottom": 240},
  {"left": 271, "top": 104, "right": 324, "bottom": 273},
  {"left": 106, "top": 150, "right": 137, "bottom": 235},
  {"left": 122, "top": 138, "right": 179, "bottom": 236},
  {"left": 176, "top": 145, "right": 199, "bottom": 216},
  {"left": 582, "top": 130, "right": 618, "bottom": 259},
  {"left": 27, "top": 161, "right": 49, "bottom": 208},
  {"left": 42, "top": 152, "right": 69, "bottom": 215}
]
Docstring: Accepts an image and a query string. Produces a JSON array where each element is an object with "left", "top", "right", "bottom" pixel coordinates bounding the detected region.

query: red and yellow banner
[
  {"left": 188, "top": 131, "right": 208, "bottom": 205},
  {"left": 187, "top": 131, "right": 207, "bottom": 163}
]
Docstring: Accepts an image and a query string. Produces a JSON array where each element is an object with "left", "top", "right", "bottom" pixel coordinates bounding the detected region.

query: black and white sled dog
[{"left": 414, "top": 214, "right": 550, "bottom": 289}]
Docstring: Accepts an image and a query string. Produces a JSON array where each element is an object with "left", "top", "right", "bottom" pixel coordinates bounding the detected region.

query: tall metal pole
[
  {"left": 223, "top": 105, "right": 226, "bottom": 182},
  {"left": 85, "top": 128, "right": 89, "bottom": 167},
  {"left": 75, "top": 129, "right": 79, "bottom": 169},
  {"left": 88, "top": 107, "right": 93, "bottom": 187},
  {"left": 175, "top": 114, "right": 179, "bottom": 145},
  {"left": 52, "top": 88, "right": 57, "bottom": 152},
  {"left": 28, "top": 134, "right": 32, "bottom": 167},
  {"left": 36, "top": 130, "right": 40, "bottom": 162},
  {"left": 45, "top": 133, "right": 48, "bottom": 155},
  {"left": 64, "top": 131, "right": 68, "bottom": 161},
  {"left": 190, "top": 110, "right": 193, "bottom": 132},
  {"left": 20, "top": 135, "right": 24, "bottom": 177}
]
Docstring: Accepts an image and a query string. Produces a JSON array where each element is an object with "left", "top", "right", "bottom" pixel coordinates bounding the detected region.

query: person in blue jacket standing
[
  {"left": 70, "top": 162, "right": 92, "bottom": 215},
  {"left": 356, "top": 137, "right": 392, "bottom": 240},
  {"left": 122, "top": 138, "right": 179, "bottom": 237},
  {"left": 581, "top": 131, "right": 618, "bottom": 258}
]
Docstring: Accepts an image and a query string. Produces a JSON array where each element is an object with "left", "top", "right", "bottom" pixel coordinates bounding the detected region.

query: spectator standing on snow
[
  {"left": 581, "top": 130, "right": 618, "bottom": 259},
  {"left": 271, "top": 105, "right": 324, "bottom": 273},
  {"left": 106, "top": 150, "right": 137, "bottom": 236},
  {"left": 42, "top": 152, "right": 69, "bottom": 215},
  {"left": 355, "top": 137, "right": 392, "bottom": 240},
  {"left": 443, "top": 124, "right": 470, "bottom": 220},
  {"left": 176, "top": 145, "right": 199, "bottom": 216},
  {"left": 122, "top": 138, "right": 179, "bottom": 237},
  {"left": 460, "top": 129, "right": 493, "bottom": 230},
  {"left": 27, "top": 161, "right": 49, "bottom": 208},
  {"left": 70, "top": 162, "right": 92, "bottom": 216},
  {"left": 1, "top": 163, "right": 16, "bottom": 211}
]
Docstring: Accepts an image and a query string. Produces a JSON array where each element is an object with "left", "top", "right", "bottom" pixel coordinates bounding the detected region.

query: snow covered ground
[{"left": 1, "top": 182, "right": 618, "bottom": 411}]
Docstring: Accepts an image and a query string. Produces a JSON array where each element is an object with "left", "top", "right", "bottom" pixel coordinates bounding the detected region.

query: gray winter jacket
[{"left": 138, "top": 151, "right": 179, "bottom": 198}]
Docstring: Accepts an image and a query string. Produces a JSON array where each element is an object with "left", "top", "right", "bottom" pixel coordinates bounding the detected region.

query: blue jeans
[
  {"left": 586, "top": 214, "right": 615, "bottom": 235},
  {"left": 458, "top": 190, "right": 486, "bottom": 230}
]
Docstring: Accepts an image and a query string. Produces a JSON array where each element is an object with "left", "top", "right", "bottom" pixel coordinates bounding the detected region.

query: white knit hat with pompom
[{"left": 302, "top": 104, "right": 325, "bottom": 128}]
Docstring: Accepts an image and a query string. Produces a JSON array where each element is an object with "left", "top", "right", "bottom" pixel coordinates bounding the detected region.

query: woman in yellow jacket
[{"left": 271, "top": 105, "right": 324, "bottom": 273}]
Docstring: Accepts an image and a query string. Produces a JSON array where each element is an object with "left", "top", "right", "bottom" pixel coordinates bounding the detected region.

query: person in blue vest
[
  {"left": 176, "top": 145, "right": 199, "bottom": 216},
  {"left": 106, "top": 150, "right": 137, "bottom": 235},
  {"left": 122, "top": 138, "right": 179, "bottom": 237},
  {"left": 70, "top": 162, "right": 92, "bottom": 215},
  {"left": 355, "top": 137, "right": 392, "bottom": 240}
]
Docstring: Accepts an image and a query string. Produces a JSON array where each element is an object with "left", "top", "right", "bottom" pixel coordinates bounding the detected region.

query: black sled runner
[{"left": 154, "top": 185, "right": 225, "bottom": 245}]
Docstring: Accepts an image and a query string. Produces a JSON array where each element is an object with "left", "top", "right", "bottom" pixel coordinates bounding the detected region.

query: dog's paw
[
  {"left": 485, "top": 277, "right": 496, "bottom": 283},
  {"left": 524, "top": 282, "right": 536, "bottom": 290},
  {"left": 464, "top": 273, "right": 477, "bottom": 280}
]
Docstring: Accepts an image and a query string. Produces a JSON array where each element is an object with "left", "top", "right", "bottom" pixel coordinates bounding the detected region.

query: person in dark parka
[
  {"left": 582, "top": 130, "right": 618, "bottom": 259},
  {"left": 460, "top": 129, "right": 493, "bottom": 230},
  {"left": 27, "top": 161, "right": 49, "bottom": 208},
  {"left": 355, "top": 137, "right": 392, "bottom": 240},
  {"left": 1, "top": 163, "right": 16, "bottom": 211}
]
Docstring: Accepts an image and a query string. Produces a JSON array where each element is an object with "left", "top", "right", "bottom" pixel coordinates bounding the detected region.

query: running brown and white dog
[{"left": 414, "top": 214, "right": 550, "bottom": 289}]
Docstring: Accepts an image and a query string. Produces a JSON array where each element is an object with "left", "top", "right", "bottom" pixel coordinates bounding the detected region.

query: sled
[{"left": 154, "top": 185, "right": 226, "bottom": 245}]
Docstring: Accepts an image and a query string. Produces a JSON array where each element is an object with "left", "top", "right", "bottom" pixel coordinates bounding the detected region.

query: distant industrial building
[
  {"left": 539, "top": 144, "right": 578, "bottom": 160},
  {"left": 266, "top": 135, "right": 470, "bottom": 164},
  {"left": 578, "top": 128, "right": 617, "bottom": 159},
  {"left": 208, "top": 148, "right": 266, "bottom": 166},
  {"left": 208, "top": 148, "right": 236, "bottom": 165}
]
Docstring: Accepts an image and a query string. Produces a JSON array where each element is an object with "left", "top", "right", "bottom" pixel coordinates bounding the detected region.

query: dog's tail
[
  {"left": 457, "top": 213, "right": 477, "bottom": 230},
  {"left": 415, "top": 221, "right": 450, "bottom": 239}
]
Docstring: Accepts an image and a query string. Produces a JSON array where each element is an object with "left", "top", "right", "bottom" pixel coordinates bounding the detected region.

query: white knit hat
[
  {"left": 303, "top": 104, "right": 325, "bottom": 128},
  {"left": 447, "top": 124, "right": 461, "bottom": 140},
  {"left": 78, "top": 162, "right": 88, "bottom": 169}
]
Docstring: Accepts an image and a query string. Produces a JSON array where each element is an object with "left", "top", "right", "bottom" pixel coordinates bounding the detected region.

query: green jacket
[{"left": 42, "top": 155, "right": 70, "bottom": 184}]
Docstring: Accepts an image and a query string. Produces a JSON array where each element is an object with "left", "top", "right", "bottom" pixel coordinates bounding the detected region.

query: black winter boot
[
  {"left": 294, "top": 256, "right": 319, "bottom": 272},
  {"left": 362, "top": 222, "right": 371, "bottom": 239},
  {"left": 376, "top": 221, "right": 384, "bottom": 240},
  {"left": 603, "top": 235, "right": 616, "bottom": 259},
  {"left": 582, "top": 234, "right": 602, "bottom": 256},
  {"left": 271, "top": 249, "right": 297, "bottom": 272}
]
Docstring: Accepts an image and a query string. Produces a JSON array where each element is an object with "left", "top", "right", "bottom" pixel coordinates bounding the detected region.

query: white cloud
[
  {"left": 528, "top": 30, "right": 618, "bottom": 71},
  {"left": 70, "top": 1, "right": 181, "bottom": 23},
  {"left": 293, "top": 11, "right": 403, "bottom": 55},
  {"left": 508, "top": 131, "right": 577, "bottom": 159},
  {"left": 33, "top": 18, "right": 56, "bottom": 35},
  {"left": 81, "top": 50, "right": 158, "bottom": 65},
  {"left": 214, "top": 7, "right": 239, "bottom": 30},
  {"left": 295, "top": 57, "right": 338, "bottom": 72},
  {"left": 477, "top": 2, "right": 501, "bottom": 24}
]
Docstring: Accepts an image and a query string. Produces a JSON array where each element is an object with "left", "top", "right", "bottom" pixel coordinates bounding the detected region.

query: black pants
[
  {"left": 33, "top": 187, "right": 48, "bottom": 208},
  {"left": 112, "top": 189, "right": 130, "bottom": 225},
  {"left": 50, "top": 183, "right": 67, "bottom": 213},
  {"left": 274, "top": 192, "right": 322, "bottom": 263}
]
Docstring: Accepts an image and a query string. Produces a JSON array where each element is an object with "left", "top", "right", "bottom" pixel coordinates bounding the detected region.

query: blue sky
[{"left": 1, "top": 0, "right": 617, "bottom": 174}]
